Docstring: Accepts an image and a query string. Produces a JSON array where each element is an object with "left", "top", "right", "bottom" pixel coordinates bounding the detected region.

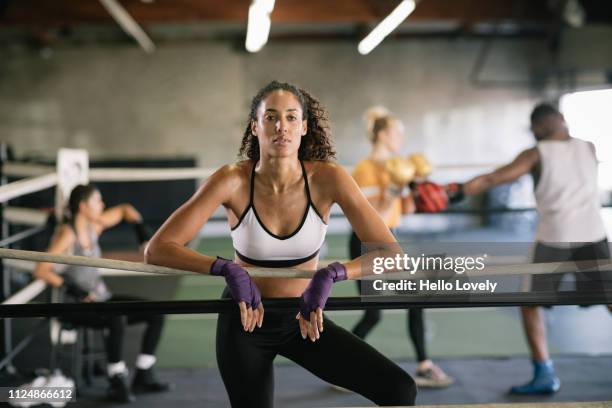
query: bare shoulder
[
  {"left": 49, "top": 224, "right": 76, "bottom": 252},
  {"left": 199, "top": 161, "right": 251, "bottom": 193},
  {"left": 56, "top": 224, "right": 75, "bottom": 240},
  {"left": 305, "top": 160, "right": 354, "bottom": 202},
  {"left": 306, "top": 160, "right": 350, "bottom": 183}
]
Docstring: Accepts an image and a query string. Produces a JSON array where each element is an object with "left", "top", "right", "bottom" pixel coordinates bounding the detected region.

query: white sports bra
[{"left": 230, "top": 161, "right": 328, "bottom": 267}]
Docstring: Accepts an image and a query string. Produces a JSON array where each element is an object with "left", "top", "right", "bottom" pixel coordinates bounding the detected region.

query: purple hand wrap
[
  {"left": 210, "top": 257, "right": 261, "bottom": 309},
  {"left": 299, "top": 262, "right": 347, "bottom": 320}
]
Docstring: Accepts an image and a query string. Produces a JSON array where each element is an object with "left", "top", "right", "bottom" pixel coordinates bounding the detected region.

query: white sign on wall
[{"left": 55, "top": 148, "right": 89, "bottom": 221}]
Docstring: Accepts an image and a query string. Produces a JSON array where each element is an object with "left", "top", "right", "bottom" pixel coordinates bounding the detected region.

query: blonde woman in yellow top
[{"left": 349, "top": 107, "right": 453, "bottom": 388}]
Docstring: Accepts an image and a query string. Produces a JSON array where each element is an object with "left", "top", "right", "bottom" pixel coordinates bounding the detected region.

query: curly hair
[{"left": 238, "top": 81, "right": 336, "bottom": 161}]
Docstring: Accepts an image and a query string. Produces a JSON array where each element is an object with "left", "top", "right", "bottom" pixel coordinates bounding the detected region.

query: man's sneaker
[
  {"left": 510, "top": 360, "right": 561, "bottom": 395},
  {"left": 132, "top": 368, "right": 172, "bottom": 393},
  {"left": 108, "top": 372, "right": 136, "bottom": 403},
  {"left": 414, "top": 363, "right": 454, "bottom": 388}
]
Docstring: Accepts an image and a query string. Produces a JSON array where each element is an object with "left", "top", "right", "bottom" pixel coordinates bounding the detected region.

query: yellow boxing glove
[
  {"left": 408, "top": 153, "right": 432, "bottom": 178},
  {"left": 384, "top": 157, "right": 416, "bottom": 186}
]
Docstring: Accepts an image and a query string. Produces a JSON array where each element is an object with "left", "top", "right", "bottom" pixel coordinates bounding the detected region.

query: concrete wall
[{"left": 0, "top": 38, "right": 547, "bottom": 171}]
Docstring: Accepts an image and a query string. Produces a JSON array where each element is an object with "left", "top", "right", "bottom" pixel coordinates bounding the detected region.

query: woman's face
[
  {"left": 378, "top": 119, "right": 405, "bottom": 153},
  {"left": 79, "top": 190, "right": 105, "bottom": 221},
  {"left": 251, "top": 90, "right": 308, "bottom": 159}
]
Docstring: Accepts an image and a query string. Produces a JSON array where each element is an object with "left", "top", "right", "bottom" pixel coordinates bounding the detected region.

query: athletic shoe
[
  {"left": 108, "top": 372, "right": 136, "bottom": 403},
  {"left": 8, "top": 372, "right": 74, "bottom": 408},
  {"left": 7, "top": 376, "right": 47, "bottom": 407},
  {"left": 414, "top": 363, "right": 454, "bottom": 388},
  {"left": 45, "top": 372, "right": 75, "bottom": 408},
  {"left": 510, "top": 359, "right": 561, "bottom": 395},
  {"left": 131, "top": 368, "right": 172, "bottom": 393}
]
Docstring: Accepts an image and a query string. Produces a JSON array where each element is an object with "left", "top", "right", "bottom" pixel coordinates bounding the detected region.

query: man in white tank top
[{"left": 453, "top": 103, "right": 610, "bottom": 395}]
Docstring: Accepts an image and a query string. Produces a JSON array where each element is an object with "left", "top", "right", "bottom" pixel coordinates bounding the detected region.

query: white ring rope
[
  {"left": 1, "top": 248, "right": 611, "bottom": 281},
  {"left": 5, "top": 160, "right": 610, "bottom": 182},
  {"left": 2, "top": 279, "right": 47, "bottom": 305},
  {"left": 3, "top": 162, "right": 53, "bottom": 178},
  {"left": 0, "top": 248, "right": 314, "bottom": 278},
  {"left": 1, "top": 248, "right": 610, "bottom": 307},
  {"left": 4, "top": 258, "right": 36, "bottom": 272},
  {"left": 3, "top": 257, "right": 184, "bottom": 278},
  {"left": 3, "top": 161, "right": 517, "bottom": 183},
  {"left": 4, "top": 207, "right": 50, "bottom": 227},
  {"left": 0, "top": 174, "right": 58, "bottom": 204},
  {"left": 3, "top": 255, "right": 533, "bottom": 276},
  {"left": 89, "top": 167, "right": 213, "bottom": 182}
]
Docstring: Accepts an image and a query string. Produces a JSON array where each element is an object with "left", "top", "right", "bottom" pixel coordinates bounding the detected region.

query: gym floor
[{"left": 69, "top": 356, "right": 612, "bottom": 407}]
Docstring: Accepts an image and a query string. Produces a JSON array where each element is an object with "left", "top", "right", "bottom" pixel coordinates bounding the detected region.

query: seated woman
[
  {"left": 34, "top": 184, "right": 171, "bottom": 403},
  {"left": 145, "top": 80, "right": 417, "bottom": 407}
]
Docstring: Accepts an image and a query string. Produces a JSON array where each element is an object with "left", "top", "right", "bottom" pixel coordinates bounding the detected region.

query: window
[{"left": 560, "top": 89, "right": 612, "bottom": 189}]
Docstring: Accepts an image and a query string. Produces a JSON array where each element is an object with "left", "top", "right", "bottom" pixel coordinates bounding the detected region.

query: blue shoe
[{"left": 510, "top": 360, "right": 561, "bottom": 395}]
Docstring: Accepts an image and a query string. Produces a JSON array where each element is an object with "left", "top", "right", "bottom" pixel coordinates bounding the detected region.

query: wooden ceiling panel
[{"left": 1, "top": 0, "right": 552, "bottom": 27}]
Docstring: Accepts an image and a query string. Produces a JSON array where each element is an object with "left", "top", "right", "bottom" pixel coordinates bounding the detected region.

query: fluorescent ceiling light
[
  {"left": 99, "top": 0, "right": 155, "bottom": 53},
  {"left": 358, "top": 0, "right": 416, "bottom": 55},
  {"left": 245, "top": 0, "right": 275, "bottom": 53}
]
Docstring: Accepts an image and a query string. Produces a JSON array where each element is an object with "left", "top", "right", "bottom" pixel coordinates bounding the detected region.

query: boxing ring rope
[
  {"left": 3, "top": 163, "right": 214, "bottom": 182},
  {"left": 4, "top": 161, "right": 609, "bottom": 233},
  {"left": 2, "top": 256, "right": 204, "bottom": 278},
  {"left": 4, "top": 289, "right": 612, "bottom": 319},
  {"left": 0, "top": 173, "right": 58, "bottom": 203},
  {"left": 1, "top": 247, "right": 611, "bottom": 318},
  {"left": 0, "top": 225, "right": 47, "bottom": 248},
  {"left": 5, "top": 162, "right": 610, "bottom": 224},
  {"left": 2, "top": 248, "right": 611, "bottom": 281},
  {"left": 2, "top": 162, "right": 54, "bottom": 178},
  {"left": 89, "top": 167, "right": 213, "bottom": 181},
  {"left": 2, "top": 279, "right": 47, "bottom": 305},
  {"left": 2, "top": 161, "right": 506, "bottom": 180},
  {"left": 4, "top": 207, "right": 50, "bottom": 227}
]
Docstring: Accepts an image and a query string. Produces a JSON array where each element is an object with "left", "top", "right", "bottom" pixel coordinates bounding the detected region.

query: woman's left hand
[
  {"left": 297, "top": 262, "right": 347, "bottom": 342},
  {"left": 296, "top": 309, "right": 324, "bottom": 342}
]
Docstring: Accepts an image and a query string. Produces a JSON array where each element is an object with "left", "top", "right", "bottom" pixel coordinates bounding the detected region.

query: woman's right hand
[{"left": 210, "top": 257, "right": 264, "bottom": 332}]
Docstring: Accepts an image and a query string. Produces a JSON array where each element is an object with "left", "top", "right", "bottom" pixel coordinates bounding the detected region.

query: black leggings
[
  {"left": 60, "top": 295, "right": 165, "bottom": 363},
  {"left": 352, "top": 305, "right": 427, "bottom": 363},
  {"left": 216, "top": 293, "right": 417, "bottom": 407},
  {"left": 349, "top": 231, "right": 428, "bottom": 362}
]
